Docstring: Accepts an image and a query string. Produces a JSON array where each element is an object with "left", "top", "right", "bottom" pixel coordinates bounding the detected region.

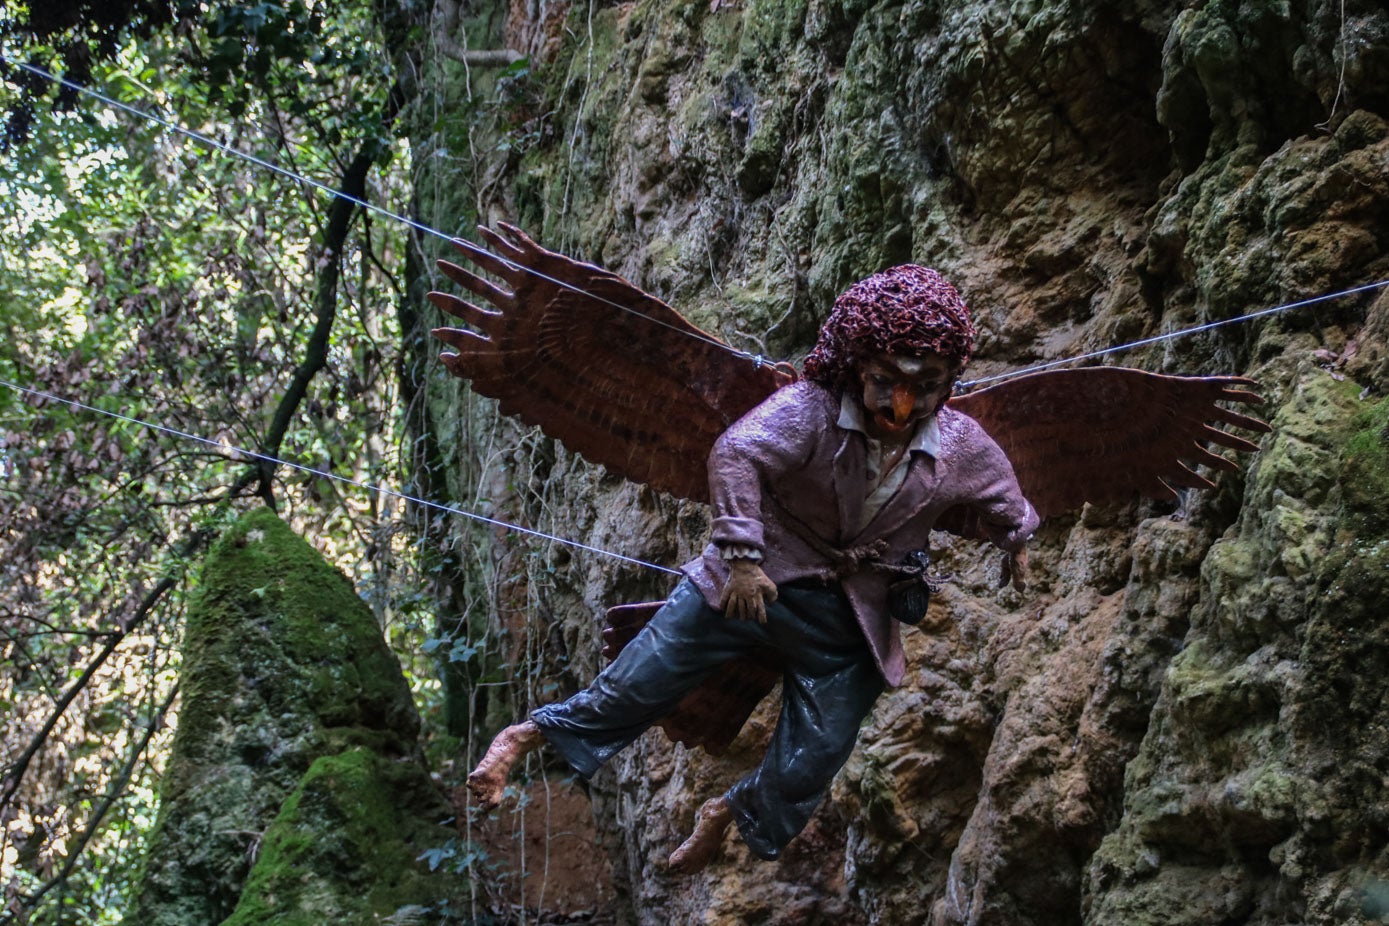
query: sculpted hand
[
  {"left": 1000, "top": 548, "right": 1029, "bottom": 592},
  {"left": 719, "top": 559, "right": 778, "bottom": 623}
]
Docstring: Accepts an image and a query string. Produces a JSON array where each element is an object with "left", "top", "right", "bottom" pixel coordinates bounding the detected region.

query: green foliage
[
  {"left": 199, "top": 0, "right": 401, "bottom": 164},
  {"left": 0, "top": 1, "right": 432, "bottom": 920},
  {"left": 0, "top": 0, "right": 202, "bottom": 146}
]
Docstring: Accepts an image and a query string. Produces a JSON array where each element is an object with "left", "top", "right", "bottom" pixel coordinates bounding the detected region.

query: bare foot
[
  {"left": 667, "top": 796, "right": 733, "bottom": 874},
  {"left": 466, "top": 720, "right": 544, "bottom": 809}
]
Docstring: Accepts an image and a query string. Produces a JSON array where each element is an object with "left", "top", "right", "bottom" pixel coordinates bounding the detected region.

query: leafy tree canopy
[
  {"left": 0, "top": 1, "right": 439, "bottom": 921},
  {"left": 1, "top": 0, "right": 195, "bottom": 146}
]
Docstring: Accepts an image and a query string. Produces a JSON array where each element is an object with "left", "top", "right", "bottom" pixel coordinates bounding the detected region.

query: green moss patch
[
  {"left": 1343, "top": 395, "right": 1389, "bottom": 537},
  {"left": 222, "top": 748, "right": 456, "bottom": 926},
  {"left": 128, "top": 509, "right": 453, "bottom": 926}
]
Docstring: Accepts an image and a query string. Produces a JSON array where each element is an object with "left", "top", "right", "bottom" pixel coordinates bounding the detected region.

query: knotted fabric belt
[
  {"left": 767, "top": 494, "right": 941, "bottom": 624},
  {"left": 769, "top": 496, "right": 928, "bottom": 582}
]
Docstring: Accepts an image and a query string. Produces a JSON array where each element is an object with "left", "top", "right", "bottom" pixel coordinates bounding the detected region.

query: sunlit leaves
[
  {"left": 0, "top": 0, "right": 203, "bottom": 146},
  {"left": 1, "top": 1, "right": 419, "bottom": 920}
]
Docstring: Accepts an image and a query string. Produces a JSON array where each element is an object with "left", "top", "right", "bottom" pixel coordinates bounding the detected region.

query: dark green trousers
[{"left": 532, "top": 577, "right": 884, "bottom": 860}]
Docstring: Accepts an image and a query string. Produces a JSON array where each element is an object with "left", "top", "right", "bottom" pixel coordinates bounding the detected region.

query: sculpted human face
[{"left": 857, "top": 352, "right": 956, "bottom": 441}]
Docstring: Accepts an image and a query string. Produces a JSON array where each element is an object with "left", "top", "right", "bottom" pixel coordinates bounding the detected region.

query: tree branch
[
  {"left": 433, "top": 0, "right": 523, "bottom": 66},
  {"left": 0, "top": 530, "right": 209, "bottom": 814},
  {"left": 233, "top": 77, "right": 412, "bottom": 504},
  {"left": 19, "top": 682, "right": 180, "bottom": 913}
]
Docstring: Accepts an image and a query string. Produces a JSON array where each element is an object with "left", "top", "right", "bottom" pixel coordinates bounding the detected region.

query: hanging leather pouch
[{"left": 885, "top": 550, "right": 934, "bottom": 625}]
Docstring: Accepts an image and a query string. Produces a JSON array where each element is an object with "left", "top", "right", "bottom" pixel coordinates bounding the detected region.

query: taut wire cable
[
  {"left": 0, "top": 377, "right": 683, "bottom": 576},
  {"left": 959, "top": 279, "right": 1389, "bottom": 390},
  {"left": 8, "top": 57, "right": 1389, "bottom": 386},
  {"left": 0, "top": 56, "right": 761, "bottom": 365},
  {"left": 7, "top": 54, "right": 1389, "bottom": 572}
]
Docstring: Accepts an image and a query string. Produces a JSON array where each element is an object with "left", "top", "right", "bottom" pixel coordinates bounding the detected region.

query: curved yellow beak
[{"left": 891, "top": 384, "right": 915, "bottom": 427}]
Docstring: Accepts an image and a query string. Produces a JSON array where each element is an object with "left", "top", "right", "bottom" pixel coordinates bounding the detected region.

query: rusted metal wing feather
[
  {"left": 428, "top": 224, "right": 790, "bottom": 502},
  {"left": 948, "top": 367, "right": 1270, "bottom": 518}
]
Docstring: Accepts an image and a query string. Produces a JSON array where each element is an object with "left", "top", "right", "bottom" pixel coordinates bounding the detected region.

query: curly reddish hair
[{"left": 803, "top": 265, "right": 976, "bottom": 391}]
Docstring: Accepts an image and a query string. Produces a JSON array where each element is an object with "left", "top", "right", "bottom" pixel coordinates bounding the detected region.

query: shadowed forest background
[{"left": 2, "top": 0, "right": 1388, "bottom": 923}]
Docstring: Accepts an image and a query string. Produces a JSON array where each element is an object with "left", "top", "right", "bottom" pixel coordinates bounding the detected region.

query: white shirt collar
[{"left": 837, "top": 392, "right": 941, "bottom": 458}]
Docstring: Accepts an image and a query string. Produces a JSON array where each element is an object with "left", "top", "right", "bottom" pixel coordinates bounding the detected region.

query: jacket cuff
[
  {"left": 711, "top": 516, "right": 764, "bottom": 549},
  {"left": 996, "top": 504, "right": 1039, "bottom": 552}
]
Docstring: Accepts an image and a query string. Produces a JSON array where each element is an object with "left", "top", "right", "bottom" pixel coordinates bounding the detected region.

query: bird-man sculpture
[{"left": 427, "top": 225, "right": 1268, "bottom": 873}]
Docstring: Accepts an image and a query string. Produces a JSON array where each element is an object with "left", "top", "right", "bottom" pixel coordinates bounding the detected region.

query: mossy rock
[
  {"left": 1343, "top": 395, "right": 1389, "bottom": 538},
  {"left": 222, "top": 748, "right": 457, "bottom": 926},
  {"left": 128, "top": 509, "right": 450, "bottom": 926}
]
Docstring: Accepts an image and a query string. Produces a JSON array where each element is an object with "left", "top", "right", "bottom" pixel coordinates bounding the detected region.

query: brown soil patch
[{"left": 454, "top": 778, "right": 618, "bottom": 923}]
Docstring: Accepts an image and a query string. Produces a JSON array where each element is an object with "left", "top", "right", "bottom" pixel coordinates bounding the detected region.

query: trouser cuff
[
  {"left": 725, "top": 784, "right": 783, "bottom": 861},
  {"left": 530, "top": 705, "right": 604, "bottom": 779}
]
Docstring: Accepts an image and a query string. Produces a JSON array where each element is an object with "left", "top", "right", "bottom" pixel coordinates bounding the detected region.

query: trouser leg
[
  {"left": 532, "top": 579, "right": 763, "bottom": 777},
  {"left": 725, "top": 583, "right": 885, "bottom": 860}
]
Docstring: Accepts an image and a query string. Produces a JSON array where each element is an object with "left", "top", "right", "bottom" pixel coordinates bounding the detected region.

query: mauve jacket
[{"left": 682, "top": 380, "right": 1039, "bottom": 687}]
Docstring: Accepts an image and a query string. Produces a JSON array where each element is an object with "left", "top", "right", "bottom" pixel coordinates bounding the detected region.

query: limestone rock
[{"left": 128, "top": 508, "right": 458, "bottom": 925}]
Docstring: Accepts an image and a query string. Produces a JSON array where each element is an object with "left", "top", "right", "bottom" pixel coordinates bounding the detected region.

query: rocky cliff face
[{"left": 405, "top": 0, "right": 1389, "bottom": 922}]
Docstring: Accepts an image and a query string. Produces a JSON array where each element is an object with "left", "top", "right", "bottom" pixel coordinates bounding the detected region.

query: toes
[{"left": 465, "top": 771, "right": 503, "bottom": 810}]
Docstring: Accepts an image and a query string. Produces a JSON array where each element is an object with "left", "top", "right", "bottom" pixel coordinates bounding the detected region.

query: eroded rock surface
[{"left": 405, "top": 0, "right": 1389, "bottom": 922}]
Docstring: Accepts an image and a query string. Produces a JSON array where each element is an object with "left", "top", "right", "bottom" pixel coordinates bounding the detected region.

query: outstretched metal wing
[
  {"left": 948, "top": 367, "right": 1270, "bottom": 518},
  {"left": 427, "top": 224, "right": 791, "bottom": 503}
]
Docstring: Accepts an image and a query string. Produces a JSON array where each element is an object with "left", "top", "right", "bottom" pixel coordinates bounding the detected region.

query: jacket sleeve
[
  {"left": 706, "top": 383, "right": 825, "bottom": 555},
  {"left": 938, "top": 414, "right": 1039, "bottom": 552}
]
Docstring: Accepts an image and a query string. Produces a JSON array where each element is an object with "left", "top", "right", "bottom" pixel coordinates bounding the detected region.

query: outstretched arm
[{"left": 935, "top": 413, "right": 1040, "bottom": 590}]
